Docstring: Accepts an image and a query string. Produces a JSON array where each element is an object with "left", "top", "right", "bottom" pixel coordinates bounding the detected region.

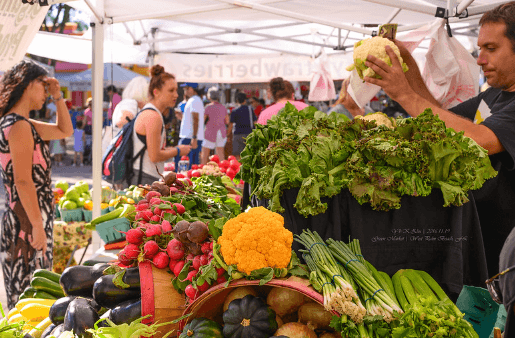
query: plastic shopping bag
[
  {"left": 308, "top": 50, "right": 336, "bottom": 102},
  {"left": 398, "top": 18, "right": 479, "bottom": 109}
]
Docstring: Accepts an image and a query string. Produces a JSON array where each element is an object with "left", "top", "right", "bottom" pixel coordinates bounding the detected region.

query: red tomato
[
  {"left": 176, "top": 173, "right": 185, "bottom": 179},
  {"left": 220, "top": 160, "right": 230, "bottom": 169},
  {"left": 209, "top": 154, "right": 220, "bottom": 163},
  {"left": 191, "top": 164, "right": 199, "bottom": 170},
  {"left": 227, "top": 155, "right": 237, "bottom": 161},
  {"left": 229, "top": 160, "right": 240, "bottom": 171},
  {"left": 191, "top": 170, "right": 201, "bottom": 178},
  {"left": 226, "top": 168, "right": 237, "bottom": 179},
  {"left": 187, "top": 169, "right": 193, "bottom": 178},
  {"left": 181, "top": 156, "right": 189, "bottom": 161}
]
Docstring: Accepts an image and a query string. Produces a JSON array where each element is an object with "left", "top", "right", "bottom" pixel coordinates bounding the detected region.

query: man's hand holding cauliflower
[{"left": 346, "top": 36, "right": 409, "bottom": 80}]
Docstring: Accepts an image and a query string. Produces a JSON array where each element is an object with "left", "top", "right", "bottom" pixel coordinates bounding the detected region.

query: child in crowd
[{"left": 73, "top": 119, "right": 86, "bottom": 166}]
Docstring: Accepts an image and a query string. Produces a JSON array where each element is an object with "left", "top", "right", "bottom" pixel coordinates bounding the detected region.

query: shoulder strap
[
  {"left": 133, "top": 106, "right": 160, "bottom": 185},
  {"left": 248, "top": 106, "right": 254, "bottom": 130}
]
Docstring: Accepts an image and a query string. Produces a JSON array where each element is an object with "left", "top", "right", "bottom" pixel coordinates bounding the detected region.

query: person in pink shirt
[
  {"left": 257, "top": 77, "right": 308, "bottom": 125},
  {"left": 106, "top": 85, "right": 122, "bottom": 124},
  {"left": 202, "top": 87, "right": 229, "bottom": 164}
]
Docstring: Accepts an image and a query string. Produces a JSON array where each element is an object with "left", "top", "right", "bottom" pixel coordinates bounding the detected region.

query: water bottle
[{"left": 178, "top": 155, "right": 190, "bottom": 175}]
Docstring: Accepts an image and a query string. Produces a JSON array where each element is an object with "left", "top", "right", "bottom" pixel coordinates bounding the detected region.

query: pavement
[{"left": 0, "top": 136, "right": 100, "bottom": 311}]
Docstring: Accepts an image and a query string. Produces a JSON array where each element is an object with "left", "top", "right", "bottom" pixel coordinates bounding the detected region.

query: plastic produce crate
[
  {"left": 59, "top": 208, "right": 83, "bottom": 222},
  {"left": 96, "top": 217, "right": 131, "bottom": 244},
  {"left": 83, "top": 207, "right": 110, "bottom": 223},
  {"left": 55, "top": 205, "right": 60, "bottom": 219}
]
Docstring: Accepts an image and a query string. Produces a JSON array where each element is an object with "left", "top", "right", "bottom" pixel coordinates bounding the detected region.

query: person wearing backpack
[{"left": 132, "top": 65, "right": 191, "bottom": 185}]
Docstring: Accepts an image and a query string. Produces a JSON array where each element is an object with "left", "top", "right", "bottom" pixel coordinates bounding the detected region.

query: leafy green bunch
[{"left": 240, "top": 103, "right": 497, "bottom": 216}]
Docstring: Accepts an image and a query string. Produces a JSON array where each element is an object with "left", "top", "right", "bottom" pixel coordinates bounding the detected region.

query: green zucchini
[
  {"left": 33, "top": 269, "right": 61, "bottom": 284},
  {"left": 33, "top": 290, "right": 58, "bottom": 300},
  {"left": 91, "top": 207, "right": 123, "bottom": 227},
  {"left": 22, "top": 286, "right": 38, "bottom": 298},
  {"left": 31, "top": 276, "right": 65, "bottom": 298},
  {"left": 20, "top": 289, "right": 57, "bottom": 300}
]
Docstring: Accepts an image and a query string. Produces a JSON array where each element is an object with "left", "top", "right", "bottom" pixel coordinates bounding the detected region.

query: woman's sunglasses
[
  {"left": 485, "top": 265, "right": 515, "bottom": 304},
  {"left": 36, "top": 78, "right": 49, "bottom": 94}
]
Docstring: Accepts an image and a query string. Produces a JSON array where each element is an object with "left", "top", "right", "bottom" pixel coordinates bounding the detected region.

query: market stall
[{"left": 4, "top": 109, "right": 505, "bottom": 337}]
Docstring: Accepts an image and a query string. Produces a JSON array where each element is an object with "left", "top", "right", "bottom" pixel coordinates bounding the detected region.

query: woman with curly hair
[
  {"left": 132, "top": 65, "right": 191, "bottom": 185},
  {"left": 0, "top": 60, "right": 73, "bottom": 308}
]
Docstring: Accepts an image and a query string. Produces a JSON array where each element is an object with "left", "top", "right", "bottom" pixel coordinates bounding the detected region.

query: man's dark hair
[
  {"left": 480, "top": 1, "right": 515, "bottom": 53},
  {"left": 106, "top": 85, "right": 117, "bottom": 93},
  {"left": 192, "top": 87, "right": 204, "bottom": 97},
  {"left": 236, "top": 92, "right": 247, "bottom": 104}
]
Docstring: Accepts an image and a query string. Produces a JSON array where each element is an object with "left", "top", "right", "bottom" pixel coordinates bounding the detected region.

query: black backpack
[{"left": 101, "top": 107, "right": 157, "bottom": 185}]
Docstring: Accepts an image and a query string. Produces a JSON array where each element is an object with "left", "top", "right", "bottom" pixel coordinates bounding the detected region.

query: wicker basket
[{"left": 180, "top": 276, "right": 325, "bottom": 331}]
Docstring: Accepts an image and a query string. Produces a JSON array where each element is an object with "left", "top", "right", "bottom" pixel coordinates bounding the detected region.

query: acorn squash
[
  {"left": 223, "top": 295, "right": 278, "bottom": 338},
  {"left": 179, "top": 317, "right": 223, "bottom": 338}
]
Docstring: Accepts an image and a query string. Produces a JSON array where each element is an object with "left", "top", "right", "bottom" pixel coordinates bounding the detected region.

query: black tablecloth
[{"left": 243, "top": 185, "right": 489, "bottom": 300}]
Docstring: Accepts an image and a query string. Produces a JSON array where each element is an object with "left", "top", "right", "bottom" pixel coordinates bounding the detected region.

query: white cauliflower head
[
  {"left": 355, "top": 112, "right": 395, "bottom": 129},
  {"left": 346, "top": 36, "right": 409, "bottom": 79}
]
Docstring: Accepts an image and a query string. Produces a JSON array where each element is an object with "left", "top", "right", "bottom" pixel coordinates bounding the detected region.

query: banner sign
[
  {"left": 0, "top": 0, "right": 48, "bottom": 71},
  {"left": 155, "top": 52, "right": 354, "bottom": 84}
]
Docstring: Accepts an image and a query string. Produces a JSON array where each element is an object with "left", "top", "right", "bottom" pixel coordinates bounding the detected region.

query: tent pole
[
  {"left": 386, "top": 8, "right": 402, "bottom": 24},
  {"left": 91, "top": 1, "right": 105, "bottom": 252}
]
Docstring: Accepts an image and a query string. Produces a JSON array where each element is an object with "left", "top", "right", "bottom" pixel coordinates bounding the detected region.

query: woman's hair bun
[{"left": 150, "top": 65, "right": 165, "bottom": 77}]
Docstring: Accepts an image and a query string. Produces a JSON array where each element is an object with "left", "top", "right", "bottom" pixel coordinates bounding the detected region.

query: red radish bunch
[
  {"left": 162, "top": 220, "right": 173, "bottom": 233},
  {"left": 143, "top": 240, "right": 160, "bottom": 259},
  {"left": 124, "top": 244, "right": 140, "bottom": 260},
  {"left": 152, "top": 252, "right": 170, "bottom": 269},
  {"left": 184, "top": 284, "right": 199, "bottom": 300},
  {"left": 173, "top": 203, "right": 185, "bottom": 215},
  {"left": 123, "top": 228, "right": 145, "bottom": 245},
  {"left": 145, "top": 191, "right": 161, "bottom": 201},
  {"left": 167, "top": 239, "right": 185, "bottom": 260},
  {"left": 145, "top": 224, "right": 162, "bottom": 237},
  {"left": 173, "top": 260, "right": 185, "bottom": 276}
]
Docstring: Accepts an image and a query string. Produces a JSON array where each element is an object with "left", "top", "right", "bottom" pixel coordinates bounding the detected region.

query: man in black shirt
[{"left": 365, "top": 2, "right": 515, "bottom": 277}]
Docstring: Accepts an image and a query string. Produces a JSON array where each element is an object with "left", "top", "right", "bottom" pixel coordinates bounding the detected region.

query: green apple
[
  {"left": 80, "top": 192, "right": 91, "bottom": 199},
  {"left": 55, "top": 180, "right": 69, "bottom": 192},
  {"left": 76, "top": 197, "right": 85, "bottom": 207},
  {"left": 64, "top": 188, "right": 80, "bottom": 202},
  {"left": 75, "top": 181, "right": 90, "bottom": 194},
  {"left": 62, "top": 200, "right": 77, "bottom": 210}
]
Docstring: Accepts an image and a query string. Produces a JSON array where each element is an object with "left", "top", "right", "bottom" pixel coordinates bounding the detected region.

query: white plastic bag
[
  {"left": 308, "top": 50, "right": 336, "bottom": 102},
  {"left": 398, "top": 18, "right": 479, "bottom": 108},
  {"left": 420, "top": 20, "right": 479, "bottom": 108}
]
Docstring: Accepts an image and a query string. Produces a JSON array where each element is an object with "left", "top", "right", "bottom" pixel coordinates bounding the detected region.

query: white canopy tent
[
  {"left": 54, "top": 63, "right": 149, "bottom": 91},
  {"left": 8, "top": 0, "right": 508, "bottom": 249}
]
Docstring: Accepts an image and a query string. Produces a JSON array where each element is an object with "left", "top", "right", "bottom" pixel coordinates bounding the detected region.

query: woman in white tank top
[{"left": 132, "top": 65, "right": 191, "bottom": 184}]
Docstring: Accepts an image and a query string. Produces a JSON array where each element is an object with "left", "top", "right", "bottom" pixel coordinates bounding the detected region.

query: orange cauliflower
[{"left": 218, "top": 207, "right": 293, "bottom": 274}]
